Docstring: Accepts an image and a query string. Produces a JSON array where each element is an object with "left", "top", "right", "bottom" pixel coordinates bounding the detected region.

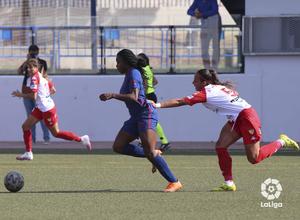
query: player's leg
[
  {"left": 23, "top": 98, "right": 37, "bottom": 143},
  {"left": 238, "top": 108, "right": 298, "bottom": 164},
  {"left": 40, "top": 120, "right": 50, "bottom": 143},
  {"left": 44, "top": 107, "right": 91, "bottom": 150},
  {"left": 146, "top": 92, "right": 170, "bottom": 151},
  {"left": 16, "top": 114, "right": 40, "bottom": 160},
  {"left": 210, "top": 14, "right": 220, "bottom": 70},
  {"left": 112, "top": 118, "right": 145, "bottom": 157},
  {"left": 245, "top": 135, "right": 299, "bottom": 164},
  {"left": 156, "top": 123, "right": 170, "bottom": 151},
  {"left": 112, "top": 130, "right": 145, "bottom": 157},
  {"left": 139, "top": 129, "right": 182, "bottom": 192},
  {"left": 212, "top": 122, "right": 241, "bottom": 191},
  {"left": 200, "top": 19, "right": 211, "bottom": 69}
]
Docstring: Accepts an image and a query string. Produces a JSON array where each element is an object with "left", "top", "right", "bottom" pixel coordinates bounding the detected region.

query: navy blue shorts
[{"left": 121, "top": 106, "right": 158, "bottom": 138}]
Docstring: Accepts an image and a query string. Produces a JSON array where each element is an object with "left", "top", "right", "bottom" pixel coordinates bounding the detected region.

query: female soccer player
[
  {"left": 99, "top": 49, "right": 182, "bottom": 192},
  {"left": 137, "top": 53, "right": 170, "bottom": 151},
  {"left": 154, "top": 69, "right": 299, "bottom": 191},
  {"left": 12, "top": 58, "right": 91, "bottom": 160}
]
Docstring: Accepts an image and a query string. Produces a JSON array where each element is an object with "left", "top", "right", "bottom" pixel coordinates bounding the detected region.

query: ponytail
[{"left": 198, "top": 69, "right": 235, "bottom": 89}]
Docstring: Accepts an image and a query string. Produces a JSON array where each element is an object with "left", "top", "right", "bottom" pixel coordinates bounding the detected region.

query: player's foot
[
  {"left": 211, "top": 183, "right": 237, "bottom": 192},
  {"left": 279, "top": 134, "right": 299, "bottom": 150},
  {"left": 152, "top": 150, "right": 162, "bottom": 173},
  {"left": 16, "top": 151, "right": 33, "bottom": 161},
  {"left": 81, "top": 135, "right": 92, "bottom": 151},
  {"left": 164, "top": 181, "right": 183, "bottom": 192},
  {"left": 160, "top": 143, "right": 171, "bottom": 152}
]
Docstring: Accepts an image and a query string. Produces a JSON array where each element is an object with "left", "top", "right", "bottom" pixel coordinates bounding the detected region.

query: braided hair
[
  {"left": 197, "top": 69, "right": 235, "bottom": 89},
  {"left": 117, "top": 49, "right": 145, "bottom": 75}
]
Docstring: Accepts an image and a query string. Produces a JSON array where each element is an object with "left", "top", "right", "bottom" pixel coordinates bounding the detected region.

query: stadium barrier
[{"left": 0, "top": 24, "right": 242, "bottom": 74}]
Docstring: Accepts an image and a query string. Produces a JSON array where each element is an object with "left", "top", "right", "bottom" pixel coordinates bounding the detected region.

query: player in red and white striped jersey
[
  {"left": 11, "top": 59, "right": 91, "bottom": 160},
  {"left": 155, "top": 69, "right": 299, "bottom": 191}
]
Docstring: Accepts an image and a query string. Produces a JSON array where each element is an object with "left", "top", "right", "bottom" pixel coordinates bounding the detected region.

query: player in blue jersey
[{"left": 99, "top": 49, "right": 182, "bottom": 192}]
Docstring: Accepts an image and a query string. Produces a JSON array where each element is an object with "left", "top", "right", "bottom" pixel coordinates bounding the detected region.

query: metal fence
[{"left": 0, "top": 25, "right": 243, "bottom": 74}]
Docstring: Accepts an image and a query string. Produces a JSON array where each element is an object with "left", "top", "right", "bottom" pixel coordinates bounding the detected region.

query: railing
[
  {"left": 0, "top": 0, "right": 192, "bottom": 8},
  {"left": 0, "top": 25, "right": 243, "bottom": 74}
]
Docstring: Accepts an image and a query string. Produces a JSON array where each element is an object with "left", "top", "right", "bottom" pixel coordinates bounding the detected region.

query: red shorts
[
  {"left": 31, "top": 107, "right": 58, "bottom": 128},
  {"left": 229, "top": 107, "right": 262, "bottom": 145}
]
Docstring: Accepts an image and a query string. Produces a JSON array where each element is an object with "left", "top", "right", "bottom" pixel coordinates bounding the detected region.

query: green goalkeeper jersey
[{"left": 143, "top": 65, "right": 155, "bottom": 94}]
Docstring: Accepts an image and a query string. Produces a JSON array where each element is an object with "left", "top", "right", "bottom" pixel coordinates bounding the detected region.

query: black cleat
[{"left": 159, "top": 143, "right": 171, "bottom": 152}]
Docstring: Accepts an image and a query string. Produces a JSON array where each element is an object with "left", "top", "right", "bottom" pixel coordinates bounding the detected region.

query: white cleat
[
  {"left": 81, "top": 135, "right": 92, "bottom": 151},
  {"left": 16, "top": 151, "right": 33, "bottom": 161}
]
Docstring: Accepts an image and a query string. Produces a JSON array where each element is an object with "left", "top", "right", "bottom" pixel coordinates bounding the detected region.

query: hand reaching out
[
  {"left": 11, "top": 90, "right": 22, "bottom": 98},
  {"left": 99, "top": 93, "right": 114, "bottom": 101}
]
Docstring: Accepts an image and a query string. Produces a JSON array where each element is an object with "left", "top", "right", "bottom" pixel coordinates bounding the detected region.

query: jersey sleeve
[
  {"left": 48, "top": 80, "right": 54, "bottom": 90},
  {"left": 130, "top": 69, "right": 142, "bottom": 90},
  {"left": 29, "top": 74, "right": 40, "bottom": 92},
  {"left": 183, "top": 89, "right": 207, "bottom": 106}
]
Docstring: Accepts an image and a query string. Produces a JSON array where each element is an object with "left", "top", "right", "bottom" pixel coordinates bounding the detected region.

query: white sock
[
  {"left": 225, "top": 180, "right": 234, "bottom": 186},
  {"left": 278, "top": 139, "right": 285, "bottom": 147}
]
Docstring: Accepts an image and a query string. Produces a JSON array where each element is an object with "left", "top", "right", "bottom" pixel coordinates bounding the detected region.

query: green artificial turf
[{"left": 0, "top": 154, "right": 299, "bottom": 220}]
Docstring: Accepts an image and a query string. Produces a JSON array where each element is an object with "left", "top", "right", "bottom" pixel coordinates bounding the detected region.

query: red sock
[
  {"left": 216, "top": 147, "right": 233, "bottom": 181},
  {"left": 255, "top": 141, "right": 282, "bottom": 163},
  {"left": 56, "top": 131, "right": 81, "bottom": 142},
  {"left": 23, "top": 130, "right": 32, "bottom": 152}
]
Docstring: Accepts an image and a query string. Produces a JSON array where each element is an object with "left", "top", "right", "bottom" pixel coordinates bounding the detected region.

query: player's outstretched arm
[
  {"left": 99, "top": 89, "right": 139, "bottom": 103},
  {"left": 11, "top": 90, "right": 36, "bottom": 100},
  {"left": 156, "top": 98, "right": 187, "bottom": 108}
]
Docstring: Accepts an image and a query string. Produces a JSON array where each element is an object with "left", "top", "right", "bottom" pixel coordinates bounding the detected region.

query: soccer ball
[{"left": 4, "top": 171, "right": 24, "bottom": 192}]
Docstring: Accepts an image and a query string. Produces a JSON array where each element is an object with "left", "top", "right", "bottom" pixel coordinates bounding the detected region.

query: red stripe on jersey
[
  {"left": 183, "top": 89, "right": 207, "bottom": 106},
  {"left": 30, "top": 72, "right": 40, "bottom": 93},
  {"left": 48, "top": 80, "right": 54, "bottom": 90}
]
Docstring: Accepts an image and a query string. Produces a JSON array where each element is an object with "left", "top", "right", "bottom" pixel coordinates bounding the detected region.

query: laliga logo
[{"left": 260, "top": 178, "right": 283, "bottom": 208}]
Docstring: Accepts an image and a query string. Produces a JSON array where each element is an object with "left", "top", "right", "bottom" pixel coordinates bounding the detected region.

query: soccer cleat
[
  {"left": 211, "top": 183, "right": 237, "bottom": 192},
  {"left": 16, "top": 151, "right": 33, "bottom": 161},
  {"left": 81, "top": 135, "right": 92, "bottom": 151},
  {"left": 159, "top": 143, "right": 171, "bottom": 152},
  {"left": 279, "top": 134, "right": 299, "bottom": 150},
  {"left": 164, "top": 181, "right": 183, "bottom": 192}
]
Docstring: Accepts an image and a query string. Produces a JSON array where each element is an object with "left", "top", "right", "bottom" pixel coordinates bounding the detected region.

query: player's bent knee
[
  {"left": 51, "top": 130, "right": 59, "bottom": 137},
  {"left": 22, "top": 124, "right": 30, "bottom": 131},
  {"left": 247, "top": 156, "right": 258, "bottom": 164}
]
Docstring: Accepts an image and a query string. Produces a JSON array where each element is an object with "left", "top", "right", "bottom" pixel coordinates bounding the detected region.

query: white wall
[
  {"left": 1, "top": 72, "right": 299, "bottom": 142},
  {"left": 246, "top": 0, "right": 300, "bottom": 16}
]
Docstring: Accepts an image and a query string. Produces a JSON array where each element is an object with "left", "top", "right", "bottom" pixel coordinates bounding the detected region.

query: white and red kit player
[
  {"left": 154, "top": 69, "right": 299, "bottom": 191},
  {"left": 11, "top": 58, "right": 91, "bottom": 160}
]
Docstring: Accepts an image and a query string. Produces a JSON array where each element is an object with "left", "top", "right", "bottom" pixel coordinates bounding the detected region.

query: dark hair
[
  {"left": 137, "top": 53, "right": 149, "bottom": 67},
  {"left": 28, "top": 45, "right": 39, "bottom": 53},
  {"left": 197, "top": 69, "right": 235, "bottom": 89},
  {"left": 26, "top": 58, "right": 39, "bottom": 68},
  {"left": 117, "top": 49, "right": 145, "bottom": 75}
]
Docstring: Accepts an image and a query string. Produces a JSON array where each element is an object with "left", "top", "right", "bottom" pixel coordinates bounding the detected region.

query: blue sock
[
  {"left": 152, "top": 155, "right": 177, "bottom": 182},
  {"left": 121, "top": 144, "right": 145, "bottom": 157}
]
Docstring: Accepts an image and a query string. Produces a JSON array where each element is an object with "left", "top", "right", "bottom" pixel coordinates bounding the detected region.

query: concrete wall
[{"left": 1, "top": 71, "right": 299, "bottom": 142}]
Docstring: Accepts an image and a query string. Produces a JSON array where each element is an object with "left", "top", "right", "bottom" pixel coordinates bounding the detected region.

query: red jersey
[{"left": 183, "top": 84, "right": 251, "bottom": 122}]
